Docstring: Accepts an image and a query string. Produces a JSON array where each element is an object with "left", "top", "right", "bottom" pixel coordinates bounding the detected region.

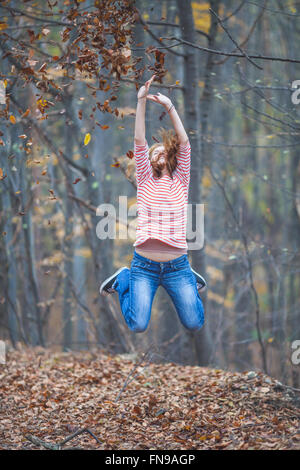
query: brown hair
[{"left": 149, "top": 127, "right": 180, "bottom": 179}]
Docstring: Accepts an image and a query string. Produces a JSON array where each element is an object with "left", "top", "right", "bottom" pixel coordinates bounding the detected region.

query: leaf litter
[{"left": 0, "top": 347, "right": 299, "bottom": 450}]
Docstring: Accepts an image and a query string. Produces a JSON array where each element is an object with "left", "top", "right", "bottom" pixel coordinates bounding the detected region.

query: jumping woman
[{"left": 100, "top": 74, "right": 206, "bottom": 333}]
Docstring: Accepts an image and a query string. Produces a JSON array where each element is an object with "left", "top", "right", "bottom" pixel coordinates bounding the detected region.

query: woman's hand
[
  {"left": 146, "top": 92, "right": 172, "bottom": 109},
  {"left": 137, "top": 74, "right": 156, "bottom": 100}
]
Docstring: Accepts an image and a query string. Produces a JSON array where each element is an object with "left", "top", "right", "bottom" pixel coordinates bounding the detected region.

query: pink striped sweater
[{"left": 133, "top": 139, "right": 191, "bottom": 250}]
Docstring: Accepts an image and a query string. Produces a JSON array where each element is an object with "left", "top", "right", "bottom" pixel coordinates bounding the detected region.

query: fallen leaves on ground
[{"left": 0, "top": 347, "right": 299, "bottom": 450}]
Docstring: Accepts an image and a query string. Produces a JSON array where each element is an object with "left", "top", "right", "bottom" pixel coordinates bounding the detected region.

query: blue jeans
[{"left": 112, "top": 250, "right": 205, "bottom": 333}]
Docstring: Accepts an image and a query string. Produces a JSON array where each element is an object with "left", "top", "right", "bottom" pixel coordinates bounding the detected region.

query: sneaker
[
  {"left": 196, "top": 282, "right": 207, "bottom": 293},
  {"left": 191, "top": 267, "right": 207, "bottom": 292},
  {"left": 99, "top": 266, "right": 129, "bottom": 296}
]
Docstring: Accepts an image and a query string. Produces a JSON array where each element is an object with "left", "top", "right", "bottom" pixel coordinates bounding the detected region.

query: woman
[{"left": 100, "top": 75, "right": 206, "bottom": 333}]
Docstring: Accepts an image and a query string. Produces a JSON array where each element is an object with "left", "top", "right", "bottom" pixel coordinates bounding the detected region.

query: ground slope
[{"left": 0, "top": 347, "right": 299, "bottom": 450}]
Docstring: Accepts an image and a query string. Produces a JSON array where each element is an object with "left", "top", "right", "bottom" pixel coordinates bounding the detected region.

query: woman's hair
[{"left": 148, "top": 127, "right": 180, "bottom": 179}]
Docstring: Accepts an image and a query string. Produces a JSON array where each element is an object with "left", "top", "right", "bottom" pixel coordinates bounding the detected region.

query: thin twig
[
  {"left": 274, "top": 383, "right": 300, "bottom": 394},
  {"left": 25, "top": 427, "right": 101, "bottom": 450},
  {"left": 209, "top": 7, "right": 263, "bottom": 70},
  {"left": 209, "top": 168, "right": 268, "bottom": 373},
  {"left": 115, "top": 346, "right": 155, "bottom": 402},
  {"left": 213, "top": 0, "right": 268, "bottom": 66},
  {"left": 135, "top": 8, "right": 185, "bottom": 58},
  {"left": 59, "top": 427, "right": 101, "bottom": 446}
]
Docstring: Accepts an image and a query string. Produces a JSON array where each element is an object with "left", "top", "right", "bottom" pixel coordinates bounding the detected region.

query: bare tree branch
[
  {"left": 159, "top": 36, "right": 300, "bottom": 64},
  {"left": 209, "top": 7, "right": 263, "bottom": 70}
]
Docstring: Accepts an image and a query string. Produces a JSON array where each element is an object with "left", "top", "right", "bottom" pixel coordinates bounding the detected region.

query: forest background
[{"left": 0, "top": 0, "right": 299, "bottom": 388}]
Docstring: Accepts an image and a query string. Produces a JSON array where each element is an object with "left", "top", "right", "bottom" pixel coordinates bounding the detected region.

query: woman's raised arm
[
  {"left": 134, "top": 99, "right": 146, "bottom": 146},
  {"left": 134, "top": 75, "right": 157, "bottom": 185},
  {"left": 134, "top": 75, "right": 156, "bottom": 145},
  {"left": 146, "top": 92, "right": 191, "bottom": 186},
  {"left": 146, "top": 92, "right": 189, "bottom": 145},
  {"left": 166, "top": 103, "right": 189, "bottom": 145}
]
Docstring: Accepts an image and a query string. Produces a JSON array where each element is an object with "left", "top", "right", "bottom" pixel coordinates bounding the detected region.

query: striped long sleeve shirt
[{"left": 133, "top": 139, "right": 191, "bottom": 249}]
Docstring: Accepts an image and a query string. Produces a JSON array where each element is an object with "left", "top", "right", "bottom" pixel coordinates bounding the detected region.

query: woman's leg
[
  {"left": 112, "top": 258, "right": 159, "bottom": 332},
  {"left": 161, "top": 257, "right": 205, "bottom": 331}
]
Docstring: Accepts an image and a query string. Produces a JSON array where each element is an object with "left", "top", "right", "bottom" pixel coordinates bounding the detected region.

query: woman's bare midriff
[
  {"left": 135, "top": 249, "right": 185, "bottom": 262},
  {"left": 135, "top": 238, "right": 187, "bottom": 262}
]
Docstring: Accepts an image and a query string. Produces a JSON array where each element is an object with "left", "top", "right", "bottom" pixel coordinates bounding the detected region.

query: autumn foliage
[{"left": 0, "top": 347, "right": 299, "bottom": 450}]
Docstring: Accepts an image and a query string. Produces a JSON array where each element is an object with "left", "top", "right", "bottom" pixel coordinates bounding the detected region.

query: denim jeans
[{"left": 112, "top": 250, "right": 205, "bottom": 333}]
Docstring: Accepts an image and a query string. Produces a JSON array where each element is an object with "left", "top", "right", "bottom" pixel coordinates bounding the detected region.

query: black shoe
[
  {"left": 99, "top": 266, "right": 129, "bottom": 296},
  {"left": 190, "top": 267, "right": 207, "bottom": 292}
]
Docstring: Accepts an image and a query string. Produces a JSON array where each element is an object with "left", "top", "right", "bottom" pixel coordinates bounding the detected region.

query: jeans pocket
[
  {"left": 131, "top": 260, "right": 148, "bottom": 270},
  {"left": 173, "top": 258, "right": 189, "bottom": 271}
]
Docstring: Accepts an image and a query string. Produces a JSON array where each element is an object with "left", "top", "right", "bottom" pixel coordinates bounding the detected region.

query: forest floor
[{"left": 0, "top": 346, "right": 299, "bottom": 450}]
